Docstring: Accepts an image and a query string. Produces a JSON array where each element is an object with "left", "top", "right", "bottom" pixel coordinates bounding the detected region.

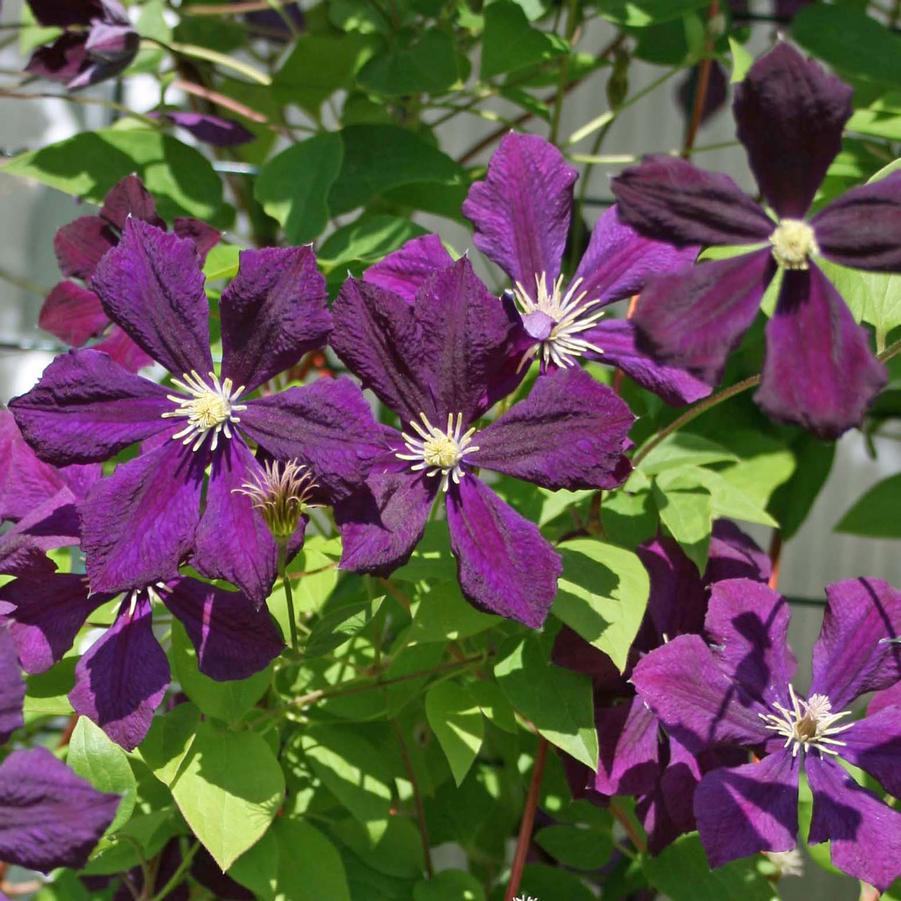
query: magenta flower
[
  {"left": 11, "top": 220, "right": 384, "bottom": 605},
  {"left": 39, "top": 175, "right": 220, "bottom": 373},
  {"left": 461, "top": 132, "right": 708, "bottom": 405},
  {"left": 611, "top": 42, "right": 899, "bottom": 437},
  {"left": 632, "top": 577, "right": 901, "bottom": 890},
  {"left": 331, "top": 257, "right": 633, "bottom": 628}
]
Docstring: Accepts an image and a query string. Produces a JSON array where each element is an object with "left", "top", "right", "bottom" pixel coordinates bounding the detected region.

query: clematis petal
[
  {"left": 551, "top": 626, "right": 629, "bottom": 695},
  {"left": 80, "top": 439, "right": 204, "bottom": 593},
  {"left": 53, "top": 215, "right": 116, "bottom": 280},
  {"left": 756, "top": 266, "right": 887, "bottom": 439},
  {"left": 220, "top": 246, "right": 331, "bottom": 393},
  {"left": 27, "top": 0, "right": 105, "bottom": 26},
  {"left": 470, "top": 367, "right": 633, "bottom": 490},
  {"left": 809, "top": 577, "right": 901, "bottom": 709},
  {"left": 446, "top": 475, "right": 561, "bottom": 629},
  {"left": 582, "top": 319, "right": 712, "bottom": 405},
  {"left": 868, "top": 681, "right": 901, "bottom": 718},
  {"left": 634, "top": 249, "right": 774, "bottom": 385},
  {"left": 162, "top": 577, "right": 283, "bottom": 680},
  {"left": 363, "top": 234, "right": 453, "bottom": 301},
  {"left": 0, "top": 574, "right": 108, "bottom": 674},
  {"left": 194, "top": 439, "right": 280, "bottom": 608},
  {"left": 811, "top": 172, "right": 901, "bottom": 272},
  {"left": 0, "top": 628, "right": 25, "bottom": 743},
  {"left": 9, "top": 349, "right": 174, "bottom": 465},
  {"left": 806, "top": 753, "right": 901, "bottom": 893},
  {"left": 239, "top": 378, "right": 384, "bottom": 501},
  {"left": 594, "top": 696, "right": 661, "bottom": 796},
  {"left": 93, "top": 325, "right": 155, "bottom": 373},
  {"left": 332, "top": 277, "right": 432, "bottom": 424},
  {"left": 706, "top": 520, "right": 771, "bottom": 584},
  {"left": 38, "top": 281, "right": 107, "bottom": 347},
  {"left": 463, "top": 132, "right": 576, "bottom": 286},
  {"left": 2, "top": 490, "right": 82, "bottom": 554},
  {"left": 631, "top": 634, "right": 772, "bottom": 753},
  {"left": 159, "top": 111, "right": 256, "bottom": 147},
  {"left": 99, "top": 174, "right": 164, "bottom": 230},
  {"left": 611, "top": 155, "right": 774, "bottom": 247},
  {"left": 172, "top": 218, "right": 221, "bottom": 261},
  {"left": 0, "top": 535, "right": 57, "bottom": 579},
  {"left": 704, "top": 579, "right": 796, "bottom": 710},
  {"left": 69, "top": 595, "right": 170, "bottom": 750},
  {"left": 694, "top": 751, "right": 800, "bottom": 868},
  {"left": 91, "top": 218, "right": 213, "bottom": 377},
  {"left": 572, "top": 205, "right": 700, "bottom": 306},
  {"left": 733, "top": 42, "right": 852, "bottom": 218},
  {"left": 839, "top": 707, "right": 901, "bottom": 798},
  {"left": 0, "top": 748, "right": 119, "bottom": 872},
  {"left": 26, "top": 33, "right": 89, "bottom": 84}
]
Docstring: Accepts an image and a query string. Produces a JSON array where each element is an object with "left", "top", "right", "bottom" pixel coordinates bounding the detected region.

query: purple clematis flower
[
  {"left": 461, "top": 132, "right": 708, "bottom": 405},
  {"left": 331, "top": 257, "right": 634, "bottom": 629},
  {"left": 632, "top": 577, "right": 901, "bottom": 890},
  {"left": 150, "top": 111, "right": 257, "bottom": 148},
  {"left": 25, "top": 0, "right": 139, "bottom": 90},
  {"left": 11, "top": 219, "right": 384, "bottom": 605},
  {"left": 611, "top": 42, "right": 899, "bottom": 438},
  {"left": 39, "top": 175, "right": 220, "bottom": 373},
  {"left": 0, "top": 624, "right": 120, "bottom": 871},
  {"left": 554, "top": 521, "right": 769, "bottom": 852}
]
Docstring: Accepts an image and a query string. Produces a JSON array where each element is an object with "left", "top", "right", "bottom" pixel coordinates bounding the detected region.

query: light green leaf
[
  {"left": 359, "top": 29, "right": 465, "bottom": 95},
  {"left": 409, "top": 580, "right": 498, "bottom": 644},
  {"left": 481, "top": 0, "right": 565, "bottom": 79},
  {"left": 652, "top": 483, "right": 712, "bottom": 573},
  {"left": 601, "top": 489, "right": 658, "bottom": 549},
  {"left": 728, "top": 37, "right": 753, "bottom": 83},
  {"left": 203, "top": 244, "right": 241, "bottom": 282},
  {"left": 138, "top": 701, "right": 200, "bottom": 786},
  {"left": 494, "top": 637, "right": 598, "bottom": 769},
  {"left": 818, "top": 258, "right": 901, "bottom": 342},
  {"left": 659, "top": 466, "right": 778, "bottom": 528},
  {"left": 638, "top": 432, "right": 738, "bottom": 476},
  {"left": 425, "top": 681, "right": 485, "bottom": 785},
  {"left": 598, "top": 0, "right": 708, "bottom": 27},
  {"left": 835, "top": 472, "right": 901, "bottom": 538},
  {"left": 318, "top": 214, "right": 429, "bottom": 271},
  {"left": 713, "top": 431, "right": 795, "bottom": 512},
  {"left": 468, "top": 680, "right": 517, "bottom": 734},
  {"left": 553, "top": 539, "right": 650, "bottom": 672}
]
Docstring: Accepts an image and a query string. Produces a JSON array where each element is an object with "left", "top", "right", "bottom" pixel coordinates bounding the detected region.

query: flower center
[
  {"left": 234, "top": 459, "right": 319, "bottom": 541},
  {"left": 395, "top": 412, "right": 479, "bottom": 492},
  {"left": 512, "top": 273, "right": 606, "bottom": 371},
  {"left": 759, "top": 686, "right": 853, "bottom": 757},
  {"left": 162, "top": 370, "right": 247, "bottom": 453},
  {"left": 769, "top": 219, "right": 818, "bottom": 270}
]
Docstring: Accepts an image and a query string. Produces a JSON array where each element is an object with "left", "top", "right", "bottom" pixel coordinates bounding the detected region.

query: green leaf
[
  {"left": 170, "top": 620, "right": 273, "bottom": 723},
  {"left": 3, "top": 129, "right": 223, "bottom": 222},
  {"left": 643, "top": 833, "right": 777, "bottom": 900},
  {"left": 494, "top": 636, "right": 598, "bottom": 769},
  {"left": 638, "top": 432, "right": 738, "bottom": 476},
  {"left": 598, "top": 0, "right": 708, "bottom": 27},
  {"left": 393, "top": 521, "right": 457, "bottom": 583},
  {"left": 468, "top": 680, "right": 517, "bottom": 734},
  {"left": 23, "top": 657, "right": 75, "bottom": 718},
  {"left": 659, "top": 466, "right": 778, "bottom": 528},
  {"left": 769, "top": 434, "right": 835, "bottom": 540},
  {"left": 255, "top": 132, "right": 344, "bottom": 244},
  {"left": 481, "top": 0, "right": 565, "bottom": 79},
  {"left": 516, "top": 864, "right": 596, "bottom": 901},
  {"left": 728, "top": 36, "right": 753, "bottom": 83},
  {"left": 413, "top": 869, "right": 485, "bottom": 901},
  {"left": 601, "top": 489, "right": 658, "bottom": 549},
  {"left": 534, "top": 823, "right": 613, "bottom": 870},
  {"left": 425, "top": 681, "right": 485, "bottom": 785},
  {"left": 553, "top": 539, "right": 650, "bottom": 672},
  {"left": 818, "top": 258, "right": 901, "bottom": 341},
  {"left": 203, "top": 244, "right": 241, "bottom": 282},
  {"left": 305, "top": 597, "right": 384, "bottom": 658},
  {"left": 409, "top": 580, "right": 498, "bottom": 644},
  {"left": 652, "top": 483, "right": 712, "bottom": 573},
  {"left": 358, "top": 29, "right": 465, "bottom": 95},
  {"left": 835, "top": 473, "right": 901, "bottom": 538},
  {"left": 170, "top": 720, "right": 285, "bottom": 870},
  {"left": 67, "top": 717, "right": 136, "bottom": 834},
  {"left": 318, "top": 214, "right": 429, "bottom": 272},
  {"left": 138, "top": 701, "right": 201, "bottom": 786}
]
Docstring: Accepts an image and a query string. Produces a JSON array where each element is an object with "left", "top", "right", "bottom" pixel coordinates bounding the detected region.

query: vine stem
[
  {"left": 148, "top": 841, "right": 200, "bottom": 901},
  {"left": 277, "top": 543, "right": 299, "bottom": 652},
  {"left": 142, "top": 38, "right": 272, "bottom": 86},
  {"left": 504, "top": 737, "right": 548, "bottom": 901},
  {"left": 391, "top": 721, "right": 433, "bottom": 879},
  {"left": 682, "top": 0, "right": 720, "bottom": 158}
]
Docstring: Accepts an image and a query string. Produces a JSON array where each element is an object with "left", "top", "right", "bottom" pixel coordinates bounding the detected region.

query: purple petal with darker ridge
[
  {"left": 706, "top": 520, "right": 771, "bottom": 584},
  {"left": 172, "top": 218, "right": 221, "bottom": 262},
  {"left": 0, "top": 628, "right": 25, "bottom": 743},
  {"left": 53, "top": 215, "right": 116, "bottom": 280},
  {"left": 100, "top": 174, "right": 164, "bottom": 231},
  {"left": 26, "top": 33, "right": 89, "bottom": 84},
  {"left": 839, "top": 706, "right": 901, "bottom": 799},
  {"left": 93, "top": 326, "right": 155, "bottom": 373},
  {"left": 868, "top": 681, "right": 901, "bottom": 718},
  {"left": 594, "top": 696, "right": 661, "bottom": 797},
  {"left": 38, "top": 282, "right": 107, "bottom": 347},
  {"left": 161, "top": 111, "right": 256, "bottom": 147},
  {"left": 363, "top": 234, "right": 453, "bottom": 302},
  {"left": 84, "top": 21, "right": 137, "bottom": 65}
]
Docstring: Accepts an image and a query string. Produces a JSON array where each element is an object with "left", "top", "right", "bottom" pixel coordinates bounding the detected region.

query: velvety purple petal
[
  {"left": 38, "top": 281, "right": 107, "bottom": 346},
  {"left": 220, "top": 246, "right": 331, "bottom": 393},
  {"left": 27, "top": 0, "right": 104, "bottom": 26},
  {"left": 551, "top": 626, "right": 629, "bottom": 696},
  {"left": 332, "top": 277, "right": 432, "bottom": 424},
  {"left": 839, "top": 707, "right": 901, "bottom": 798},
  {"left": 94, "top": 326, "right": 155, "bottom": 373},
  {"left": 99, "top": 174, "right": 164, "bottom": 231},
  {"left": 26, "top": 33, "right": 89, "bottom": 84},
  {"left": 0, "top": 628, "right": 25, "bottom": 743},
  {"left": 91, "top": 218, "right": 212, "bottom": 377},
  {"left": 80, "top": 439, "right": 204, "bottom": 593},
  {"left": 806, "top": 753, "right": 901, "bottom": 892},
  {"left": 0, "top": 535, "right": 57, "bottom": 579},
  {"left": 239, "top": 378, "right": 383, "bottom": 501},
  {"left": 9, "top": 349, "right": 173, "bottom": 465},
  {"left": 594, "top": 696, "right": 661, "bottom": 796},
  {"left": 706, "top": 520, "right": 771, "bottom": 584},
  {"left": 67, "top": 54, "right": 134, "bottom": 90},
  {"left": 0, "top": 574, "right": 107, "bottom": 674},
  {"left": 584, "top": 319, "right": 712, "bottom": 405},
  {"left": 363, "top": 234, "right": 453, "bottom": 302},
  {"left": 69, "top": 595, "right": 169, "bottom": 751},
  {"left": 611, "top": 155, "right": 774, "bottom": 247},
  {"left": 631, "top": 634, "right": 772, "bottom": 753},
  {"left": 733, "top": 42, "right": 852, "bottom": 218},
  {"left": 161, "top": 111, "right": 255, "bottom": 147},
  {"left": 811, "top": 172, "right": 901, "bottom": 272},
  {"left": 694, "top": 751, "right": 800, "bottom": 867},
  {"left": 194, "top": 439, "right": 279, "bottom": 607},
  {"left": 172, "top": 218, "right": 220, "bottom": 261},
  {"left": 3, "top": 490, "right": 81, "bottom": 553},
  {"left": 868, "top": 682, "right": 901, "bottom": 718},
  {"left": 810, "top": 578, "right": 901, "bottom": 709},
  {"left": 0, "top": 748, "right": 119, "bottom": 872},
  {"left": 470, "top": 367, "right": 633, "bottom": 490},
  {"left": 463, "top": 132, "right": 576, "bottom": 286},
  {"left": 446, "top": 475, "right": 561, "bottom": 629},
  {"left": 162, "top": 577, "right": 283, "bottom": 680},
  {"left": 573, "top": 205, "right": 700, "bottom": 306},
  {"left": 634, "top": 249, "right": 774, "bottom": 384},
  {"left": 54, "top": 215, "right": 116, "bottom": 280},
  {"left": 757, "top": 265, "right": 887, "bottom": 439}
]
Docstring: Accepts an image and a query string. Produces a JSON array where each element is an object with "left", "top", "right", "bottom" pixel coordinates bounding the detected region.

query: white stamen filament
[
  {"left": 759, "top": 685, "right": 854, "bottom": 757},
  {"left": 512, "top": 273, "right": 606, "bottom": 371},
  {"left": 161, "top": 370, "right": 247, "bottom": 452},
  {"left": 395, "top": 412, "right": 479, "bottom": 492}
]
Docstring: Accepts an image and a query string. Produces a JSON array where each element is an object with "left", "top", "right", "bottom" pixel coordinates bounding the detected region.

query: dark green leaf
[
  {"left": 318, "top": 214, "right": 429, "bottom": 271},
  {"left": 534, "top": 823, "right": 613, "bottom": 870},
  {"left": 358, "top": 29, "right": 465, "bottom": 95},
  {"left": 481, "top": 1, "right": 565, "bottom": 79},
  {"left": 835, "top": 473, "right": 901, "bottom": 538},
  {"left": 413, "top": 870, "right": 485, "bottom": 901},
  {"left": 599, "top": 0, "right": 709, "bottom": 27}
]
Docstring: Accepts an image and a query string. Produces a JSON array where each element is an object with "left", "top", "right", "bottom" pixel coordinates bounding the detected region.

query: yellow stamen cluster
[
  {"left": 759, "top": 686, "right": 853, "bottom": 757},
  {"left": 162, "top": 370, "right": 247, "bottom": 452},
  {"left": 769, "top": 219, "right": 818, "bottom": 270},
  {"left": 396, "top": 412, "right": 479, "bottom": 492}
]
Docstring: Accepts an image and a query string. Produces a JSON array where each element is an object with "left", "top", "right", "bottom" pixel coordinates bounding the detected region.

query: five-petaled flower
[
  {"left": 632, "top": 577, "right": 901, "bottom": 890},
  {"left": 612, "top": 41, "right": 900, "bottom": 437}
]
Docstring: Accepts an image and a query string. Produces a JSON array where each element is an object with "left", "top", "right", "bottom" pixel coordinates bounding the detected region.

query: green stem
[
  {"left": 879, "top": 336, "right": 901, "bottom": 363},
  {"left": 143, "top": 39, "right": 272, "bottom": 85},
  {"left": 549, "top": 0, "right": 580, "bottom": 145},
  {"left": 278, "top": 542, "right": 299, "bottom": 652},
  {"left": 148, "top": 841, "right": 200, "bottom": 901}
]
